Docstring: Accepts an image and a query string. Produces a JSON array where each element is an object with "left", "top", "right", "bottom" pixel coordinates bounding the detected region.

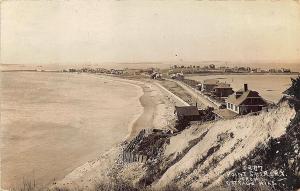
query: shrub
[{"left": 284, "top": 76, "right": 300, "bottom": 99}]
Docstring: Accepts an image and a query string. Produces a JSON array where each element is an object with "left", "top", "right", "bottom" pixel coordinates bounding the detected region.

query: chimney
[{"left": 244, "top": 84, "right": 248, "bottom": 91}]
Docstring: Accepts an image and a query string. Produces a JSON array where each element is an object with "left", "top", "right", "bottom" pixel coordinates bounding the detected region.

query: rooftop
[
  {"left": 214, "top": 83, "right": 231, "bottom": 89},
  {"left": 227, "top": 90, "right": 262, "bottom": 106},
  {"left": 213, "top": 109, "right": 239, "bottom": 119},
  {"left": 175, "top": 106, "right": 199, "bottom": 116},
  {"left": 203, "top": 79, "right": 219, "bottom": 85}
]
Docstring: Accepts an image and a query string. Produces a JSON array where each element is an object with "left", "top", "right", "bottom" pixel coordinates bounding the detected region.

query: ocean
[
  {"left": 186, "top": 74, "right": 299, "bottom": 103},
  {"left": 0, "top": 72, "right": 143, "bottom": 189}
]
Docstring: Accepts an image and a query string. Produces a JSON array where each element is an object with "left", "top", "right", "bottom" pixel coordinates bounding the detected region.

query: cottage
[
  {"left": 150, "top": 72, "right": 162, "bottom": 79},
  {"left": 174, "top": 106, "right": 215, "bottom": 130},
  {"left": 110, "top": 69, "right": 124, "bottom": 75},
  {"left": 176, "top": 73, "right": 184, "bottom": 80},
  {"left": 175, "top": 106, "right": 200, "bottom": 121},
  {"left": 174, "top": 106, "right": 215, "bottom": 121},
  {"left": 201, "top": 79, "right": 219, "bottom": 92},
  {"left": 170, "top": 73, "right": 184, "bottom": 80},
  {"left": 212, "top": 83, "right": 234, "bottom": 99},
  {"left": 170, "top": 74, "right": 176, "bottom": 79},
  {"left": 226, "top": 84, "right": 267, "bottom": 115}
]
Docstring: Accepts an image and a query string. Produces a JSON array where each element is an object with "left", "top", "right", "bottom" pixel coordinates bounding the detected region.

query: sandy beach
[
  {"left": 87, "top": 75, "right": 177, "bottom": 137},
  {"left": 51, "top": 76, "right": 181, "bottom": 190}
]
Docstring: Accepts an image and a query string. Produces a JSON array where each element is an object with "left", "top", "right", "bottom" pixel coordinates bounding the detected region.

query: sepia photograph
[{"left": 1, "top": 0, "right": 300, "bottom": 190}]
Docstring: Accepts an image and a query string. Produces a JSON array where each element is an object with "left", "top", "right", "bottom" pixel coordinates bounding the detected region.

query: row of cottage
[
  {"left": 174, "top": 79, "right": 268, "bottom": 125},
  {"left": 174, "top": 81, "right": 269, "bottom": 134},
  {"left": 198, "top": 79, "right": 268, "bottom": 116}
]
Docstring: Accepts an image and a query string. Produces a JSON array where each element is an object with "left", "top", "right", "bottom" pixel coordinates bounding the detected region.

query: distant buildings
[
  {"left": 110, "top": 69, "right": 124, "bottom": 75},
  {"left": 168, "top": 64, "right": 293, "bottom": 75},
  {"left": 281, "top": 68, "right": 291, "bottom": 73},
  {"left": 201, "top": 80, "right": 233, "bottom": 100},
  {"left": 189, "top": 78, "right": 269, "bottom": 118},
  {"left": 226, "top": 84, "right": 267, "bottom": 115},
  {"left": 202, "top": 79, "right": 219, "bottom": 92},
  {"left": 212, "top": 83, "right": 234, "bottom": 99},
  {"left": 68, "top": 68, "right": 77, "bottom": 72},
  {"left": 150, "top": 72, "right": 162, "bottom": 80},
  {"left": 209, "top": 64, "right": 215, "bottom": 69},
  {"left": 269, "top": 68, "right": 291, "bottom": 73},
  {"left": 36, "top": 66, "right": 44, "bottom": 72},
  {"left": 252, "top": 68, "right": 261, "bottom": 73},
  {"left": 170, "top": 73, "right": 184, "bottom": 80}
]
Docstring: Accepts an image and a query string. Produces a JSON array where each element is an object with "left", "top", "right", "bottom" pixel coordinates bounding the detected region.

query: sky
[{"left": 1, "top": 0, "right": 300, "bottom": 65}]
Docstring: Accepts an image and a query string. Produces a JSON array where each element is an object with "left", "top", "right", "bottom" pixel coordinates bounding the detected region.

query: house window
[
  {"left": 230, "top": 104, "right": 233, "bottom": 110},
  {"left": 235, "top": 105, "right": 238, "bottom": 111},
  {"left": 227, "top": 103, "right": 230, "bottom": 108}
]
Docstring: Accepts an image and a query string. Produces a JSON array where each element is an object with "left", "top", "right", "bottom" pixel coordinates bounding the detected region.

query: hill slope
[
  {"left": 55, "top": 98, "right": 299, "bottom": 191},
  {"left": 153, "top": 100, "right": 297, "bottom": 190}
]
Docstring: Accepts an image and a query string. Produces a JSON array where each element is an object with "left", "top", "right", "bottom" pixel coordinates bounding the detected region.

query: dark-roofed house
[
  {"left": 212, "top": 83, "right": 234, "bottom": 99},
  {"left": 226, "top": 84, "right": 267, "bottom": 115},
  {"left": 174, "top": 106, "right": 215, "bottom": 130},
  {"left": 201, "top": 79, "right": 219, "bottom": 92},
  {"left": 175, "top": 106, "right": 200, "bottom": 121},
  {"left": 175, "top": 106, "right": 215, "bottom": 122}
]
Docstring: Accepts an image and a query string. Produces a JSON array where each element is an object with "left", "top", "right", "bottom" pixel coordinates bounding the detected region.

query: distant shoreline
[
  {"left": 1, "top": 70, "right": 59, "bottom": 72},
  {"left": 2, "top": 69, "right": 299, "bottom": 76},
  {"left": 185, "top": 72, "right": 300, "bottom": 76}
]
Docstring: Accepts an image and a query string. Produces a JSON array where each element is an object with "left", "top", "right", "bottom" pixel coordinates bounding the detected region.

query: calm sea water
[
  {"left": 186, "top": 74, "right": 299, "bottom": 102},
  {"left": 0, "top": 72, "right": 142, "bottom": 189}
]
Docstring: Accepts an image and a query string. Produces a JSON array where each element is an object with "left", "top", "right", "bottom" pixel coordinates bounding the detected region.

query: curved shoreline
[
  {"left": 82, "top": 74, "right": 150, "bottom": 140},
  {"left": 53, "top": 75, "right": 177, "bottom": 189},
  {"left": 1, "top": 72, "right": 145, "bottom": 190},
  {"left": 1, "top": 72, "right": 178, "bottom": 190},
  {"left": 84, "top": 74, "right": 175, "bottom": 139}
]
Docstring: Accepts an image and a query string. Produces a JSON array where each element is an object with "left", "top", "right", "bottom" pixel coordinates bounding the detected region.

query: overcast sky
[{"left": 1, "top": 0, "right": 300, "bottom": 65}]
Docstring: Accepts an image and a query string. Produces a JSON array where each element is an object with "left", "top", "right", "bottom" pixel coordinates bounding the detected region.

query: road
[
  {"left": 167, "top": 79, "right": 220, "bottom": 109},
  {"left": 154, "top": 82, "right": 190, "bottom": 106}
]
